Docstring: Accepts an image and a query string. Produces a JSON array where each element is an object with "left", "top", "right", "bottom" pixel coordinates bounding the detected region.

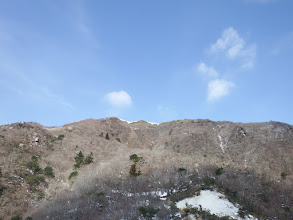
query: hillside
[{"left": 0, "top": 118, "right": 292, "bottom": 219}]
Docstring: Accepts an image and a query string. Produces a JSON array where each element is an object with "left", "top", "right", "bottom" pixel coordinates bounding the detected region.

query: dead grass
[{"left": 0, "top": 118, "right": 292, "bottom": 219}]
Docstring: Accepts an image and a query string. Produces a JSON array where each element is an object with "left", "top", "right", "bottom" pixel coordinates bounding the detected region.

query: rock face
[{"left": 0, "top": 118, "right": 292, "bottom": 219}]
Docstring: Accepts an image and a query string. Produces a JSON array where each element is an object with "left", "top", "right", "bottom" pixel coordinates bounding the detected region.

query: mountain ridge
[{"left": 0, "top": 117, "right": 292, "bottom": 219}]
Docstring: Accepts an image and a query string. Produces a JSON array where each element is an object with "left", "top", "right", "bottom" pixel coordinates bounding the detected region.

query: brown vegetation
[{"left": 0, "top": 118, "right": 292, "bottom": 219}]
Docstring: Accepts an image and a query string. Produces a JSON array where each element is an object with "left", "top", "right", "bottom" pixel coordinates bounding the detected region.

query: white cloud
[
  {"left": 195, "top": 62, "right": 234, "bottom": 102},
  {"left": 195, "top": 27, "right": 257, "bottom": 103},
  {"left": 210, "top": 27, "right": 256, "bottom": 69},
  {"left": 210, "top": 27, "right": 245, "bottom": 59},
  {"left": 207, "top": 79, "right": 234, "bottom": 102},
  {"left": 196, "top": 62, "right": 219, "bottom": 78},
  {"left": 105, "top": 91, "right": 132, "bottom": 107}
]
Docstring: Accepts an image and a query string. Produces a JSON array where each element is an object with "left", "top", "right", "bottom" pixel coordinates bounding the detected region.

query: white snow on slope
[
  {"left": 148, "top": 122, "right": 159, "bottom": 125},
  {"left": 119, "top": 118, "right": 159, "bottom": 125},
  {"left": 111, "top": 189, "right": 167, "bottom": 200},
  {"left": 176, "top": 190, "right": 257, "bottom": 220},
  {"left": 218, "top": 135, "right": 228, "bottom": 153}
]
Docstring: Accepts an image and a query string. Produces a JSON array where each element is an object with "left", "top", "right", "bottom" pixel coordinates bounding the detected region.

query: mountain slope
[{"left": 0, "top": 118, "right": 292, "bottom": 219}]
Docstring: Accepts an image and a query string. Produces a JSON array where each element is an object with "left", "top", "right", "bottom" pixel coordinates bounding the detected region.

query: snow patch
[
  {"left": 218, "top": 135, "right": 228, "bottom": 153},
  {"left": 148, "top": 122, "right": 159, "bottom": 125},
  {"left": 119, "top": 118, "right": 159, "bottom": 125},
  {"left": 176, "top": 190, "right": 257, "bottom": 219},
  {"left": 119, "top": 118, "right": 133, "bottom": 124},
  {"left": 111, "top": 189, "right": 167, "bottom": 198}
]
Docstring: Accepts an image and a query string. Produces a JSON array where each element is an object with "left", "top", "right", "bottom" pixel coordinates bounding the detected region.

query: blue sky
[{"left": 0, "top": 0, "right": 293, "bottom": 126}]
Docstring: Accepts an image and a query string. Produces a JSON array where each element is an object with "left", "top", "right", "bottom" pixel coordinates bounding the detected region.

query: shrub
[
  {"left": 224, "top": 188, "right": 237, "bottom": 201},
  {"left": 74, "top": 163, "right": 81, "bottom": 169},
  {"left": 69, "top": 171, "right": 78, "bottom": 180},
  {"left": 130, "top": 154, "right": 138, "bottom": 161},
  {"left": 25, "top": 217, "right": 33, "bottom": 220},
  {"left": 90, "top": 192, "right": 107, "bottom": 206},
  {"left": 281, "top": 172, "right": 287, "bottom": 180},
  {"left": 37, "top": 191, "right": 45, "bottom": 200},
  {"left": 57, "top": 134, "right": 64, "bottom": 140},
  {"left": 25, "top": 175, "right": 44, "bottom": 187},
  {"left": 84, "top": 152, "right": 94, "bottom": 164},
  {"left": 91, "top": 192, "right": 104, "bottom": 202},
  {"left": 11, "top": 215, "right": 21, "bottom": 220},
  {"left": 238, "top": 209, "right": 246, "bottom": 218},
  {"left": 129, "top": 164, "right": 141, "bottom": 176},
  {"left": 25, "top": 158, "right": 42, "bottom": 175},
  {"left": 138, "top": 206, "right": 160, "bottom": 218},
  {"left": 74, "top": 151, "right": 84, "bottom": 169},
  {"left": 129, "top": 154, "right": 143, "bottom": 163},
  {"left": 284, "top": 206, "right": 291, "bottom": 212},
  {"left": 178, "top": 168, "right": 187, "bottom": 172},
  {"left": 74, "top": 151, "right": 94, "bottom": 168},
  {"left": 0, "top": 184, "right": 6, "bottom": 196},
  {"left": 31, "top": 156, "right": 38, "bottom": 161},
  {"left": 202, "top": 176, "right": 216, "bottom": 186},
  {"left": 242, "top": 203, "right": 254, "bottom": 213},
  {"left": 44, "top": 166, "right": 54, "bottom": 178},
  {"left": 215, "top": 167, "right": 223, "bottom": 175},
  {"left": 170, "top": 204, "right": 179, "bottom": 213}
]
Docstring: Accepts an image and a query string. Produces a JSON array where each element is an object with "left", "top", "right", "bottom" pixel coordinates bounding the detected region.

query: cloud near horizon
[{"left": 105, "top": 91, "right": 132, "bottom": 107}]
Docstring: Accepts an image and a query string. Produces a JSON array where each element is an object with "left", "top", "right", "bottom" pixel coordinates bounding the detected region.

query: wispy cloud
[
  {"left": 38, "top": 86, "right": 74, "bottom": 110},
  {"left": 209, "top": 27, "right": 256, "bottom": 69},
  {"left": 196, "top": 62, "right": 219, "bottom": 78},
  {"left": 0, "top": 10, "right": 84, "bottom": 111},
  {"left": 0, "top": 64, "right": 74, "bottom": 110},
  {"left": 105, "top": 91, "right": 132, "bottom": 108},
  {"left": 210, "top": 27, "right": 245, "bottom": 59},
  {"left": 70, "top": 0, "right": 99, "bottom": 49},
  {"left": 47, "top": 0, "right": 99, "bottom": 49},
  {"left": 207, "top": 79, "right": 234, "bottom": 102},
  {"left": 195, "top": 27, "right": 256, "bottom": 102}
]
